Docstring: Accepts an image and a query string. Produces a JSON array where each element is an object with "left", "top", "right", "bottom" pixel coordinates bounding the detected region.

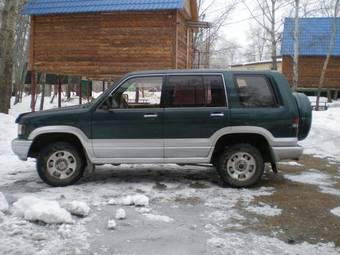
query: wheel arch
[{"left": 211, "top": 132, "right": 275, "bottom": 164}]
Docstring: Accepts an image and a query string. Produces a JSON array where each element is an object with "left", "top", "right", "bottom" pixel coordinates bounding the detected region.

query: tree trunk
[
  {"left": 66, "top": 76, "right": 72, "bottom": 100},
  {"left": 271, "top": 1, "right": 277, "bottom": 71},
  {"left": 39, "top": 73, "right": 46, "bottom": 111},
  {"left": 316, "top": 0, "right": 340, "bottom": 110},
  {"left": 0, "top": 0, "right": 19, "bottom": 114},
  {"left": 292, "top": 0, "right": 300, "bottom": 91}
]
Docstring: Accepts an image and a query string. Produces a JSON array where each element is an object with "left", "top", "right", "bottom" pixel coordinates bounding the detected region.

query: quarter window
[
  {"left": 166, "top": 75, "right": 226, "bottom": 108},
  {"left": 235, "top": 75, "right": 276, "bottom": 107}
]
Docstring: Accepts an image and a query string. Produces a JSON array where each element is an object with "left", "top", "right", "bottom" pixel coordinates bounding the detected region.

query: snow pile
[
  {"left": 107, "top": 220, "right": 117, "bottom": 229},
  {"left": 246, "top": 203, "right": 282, "bottom": 217},
  {"left": 13, "top": 196, "right": 73, "bottom": 224},
  {"left": 301, "top": 100, "right": 340, "bottom": 161},
  {"left": 0, "top": 192, "right": 9, "bottom": 212},
  {"left": 63, "top": 201, "right": 90, "bottom": 217},
  {"left": 143, "top": 213, "right": 174, "bottom": 223},
  {"left": 108, "top": 194, "right": 149, "bottom": 207},
  {"left": 331, "top": 207, "right": 340, "bottom": 217},
  {"left": 115, "top": 208, "right": 126, "bottom": 220},
  {"left": 207, "top": 232, "right": 340, "bottom": 254}
]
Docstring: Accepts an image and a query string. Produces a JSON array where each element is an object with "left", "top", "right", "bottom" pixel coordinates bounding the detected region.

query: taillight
[{"left": 292, "top": 117, "right": 300, "bottom": 137}]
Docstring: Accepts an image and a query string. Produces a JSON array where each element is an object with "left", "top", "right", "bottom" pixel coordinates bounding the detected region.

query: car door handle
[
  {"left": 144, "top": 114, "right": 158, "bottom": 118},
  {"left": 210, "top": 113, "right": 224, "bottom": 117}
]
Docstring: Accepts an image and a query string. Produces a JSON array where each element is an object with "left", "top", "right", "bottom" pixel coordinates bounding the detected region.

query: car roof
[{"left": 127, "top": 69, "right": 278, "bottom": 76}]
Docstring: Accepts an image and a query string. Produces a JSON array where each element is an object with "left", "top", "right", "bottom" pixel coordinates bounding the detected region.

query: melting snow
[
  {"left": 13, "top": 196, "right": 73, "bottom": 224},
  {"left": 143, "top": 213, "right": 174, "bottom": 223},
  {"left": 107, "top": 220, "right": 117, "bottom": 229},
  {"left": 0, "top": 192, "right": 9, "bottom": 212},
  {"left": 63, "top": 201, "right": 90, "bottom": 217},
  {"left": 331, "top": 207, "right": 340, "bottom": 217},
  {"left": 115, "top": 208, "right": 126, "bottom": 220},
  {"left": 246, "top": 202, "right": 282, "bottom": 217}
]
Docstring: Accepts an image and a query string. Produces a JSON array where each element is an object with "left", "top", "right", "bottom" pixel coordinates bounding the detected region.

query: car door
[
  {"left": 91, "top": 75, "right": 164, "bottom": 161},
  {"left": 163, "top": 74, "right": 229, "bottom": 161}
]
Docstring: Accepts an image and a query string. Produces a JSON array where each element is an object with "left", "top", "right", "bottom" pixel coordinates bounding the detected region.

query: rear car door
[
  {"left": 91, "top": 76, "right": 164, "bottom": 161},
  {"left": 163, "top": 74, "right": 229, "bottom": 160}
]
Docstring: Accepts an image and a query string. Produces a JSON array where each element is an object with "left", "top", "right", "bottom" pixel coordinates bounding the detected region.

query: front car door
[
  {"left": 91, "top": 75, "right": 164, "bottom": 162},
  {"left": 163, "top": 74, "right": 229, "bottom": 162}
]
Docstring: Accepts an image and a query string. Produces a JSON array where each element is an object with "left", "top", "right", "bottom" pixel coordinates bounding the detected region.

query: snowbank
[
  {"left": 13, "top": 196, "right": 73, "bottom": 224},
  {"left": 0, "top": 192, "right": 9, "bottom": 212},
  {"left": 63, "top": 201, "right": 90, "bottom": 217},
  {"left": 301, "top": 100, "right": 340, "bottom": 161}
]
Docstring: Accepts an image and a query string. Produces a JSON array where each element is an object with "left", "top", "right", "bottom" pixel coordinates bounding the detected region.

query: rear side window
[
  {"left": 166, "top": 75, "right": 226, "bottom": 108},
  {"left": 235, "top": 75, "right": 276, "bottom": 107}
]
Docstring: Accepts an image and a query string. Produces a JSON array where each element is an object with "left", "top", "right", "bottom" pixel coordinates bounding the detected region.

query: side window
[
  {"left": 166, "top": 75, "right": 226, "bottom": 108},
  {"left": 103, "top": 77, "right": 163, "bottom": 109},
  {"left": 235, "top": 75, "right": 276, "bottom": 107}
]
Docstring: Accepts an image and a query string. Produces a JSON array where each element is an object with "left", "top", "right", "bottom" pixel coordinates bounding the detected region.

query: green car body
[{"left": 12, "top": 69, "right": 312, "bottom": 187}]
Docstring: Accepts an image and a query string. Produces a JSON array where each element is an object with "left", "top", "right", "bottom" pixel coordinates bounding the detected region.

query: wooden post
[
  {"left": 102, "top": 81, "right": 106, "bottom": 92},
  {"left": 31, "top": 70, "right": 36, "bottom": 112},
  {"left": 58, "top": 76, "right": 62, "bottom": 108},
  {"left": 86, "top": 79, "right": 91, "bottom": 100},
  {"left": 79, "top": 78, "right": 82, "bottom": 105}
]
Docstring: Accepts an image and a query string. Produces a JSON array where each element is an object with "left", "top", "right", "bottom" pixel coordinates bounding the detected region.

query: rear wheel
[
  {"left": 37, "top": 142, "right": 85, "bottom": 187},
  {"left": 217, "top": 144, "right": 264, "bottom": 188}
]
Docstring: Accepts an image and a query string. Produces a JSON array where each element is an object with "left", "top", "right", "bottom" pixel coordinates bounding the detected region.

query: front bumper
[
  {"left": 11, "top": 139, "right": 32, "bottom": 161},
  {"left": 272, "top": 146, "right": 303, "bottom": 162}
]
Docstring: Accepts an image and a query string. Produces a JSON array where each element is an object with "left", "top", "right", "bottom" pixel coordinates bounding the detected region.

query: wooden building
[
  {"left": 23, "top": 0, "right": 200, "bottom": 81},
  {"left": 231, "top": 59, "right": 282, "bottom": 72},
  {"left": 281, "top": 18, "right": 340, "bottom": 97}
]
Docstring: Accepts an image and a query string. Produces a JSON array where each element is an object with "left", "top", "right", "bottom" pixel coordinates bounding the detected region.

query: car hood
[{"left": 16, "top": 105, "right": 90, "bottom": 124}]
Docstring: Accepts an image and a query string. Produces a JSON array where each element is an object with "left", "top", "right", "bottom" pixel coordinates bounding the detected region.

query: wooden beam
[
  {"left": 58, "top": 76, "right": 62, "bottom": 108},
  {"left": 79, "top": 78, "right": 82, "bottom": 105},
  {"left": 31, "top": 70, "right": 36, "bottom": 112}
]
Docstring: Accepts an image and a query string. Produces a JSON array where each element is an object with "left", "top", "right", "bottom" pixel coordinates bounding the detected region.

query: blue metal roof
[
  {"left": 23, "top": 0, "right": 186, "bottom": 15},
  {"left": 281, "top": 18, "right": 340, "bottom": 56}
]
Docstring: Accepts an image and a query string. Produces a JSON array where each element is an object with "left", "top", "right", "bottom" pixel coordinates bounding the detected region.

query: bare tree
[
  {"left": 0, "top": 0, "right": 19, "bottom": 114},
  {"left": 292, "top": 0, "right": 300, "bottom": 91},
  {"left": 244, "top": 25, "right": 270, "bottom": 62},
  {"left": 242, "top": 0, "right": 290, "bottom": 70},
  {"left": 193, "top": 0, "right": 237, "bottom": 68},
  {"left": 316, "top": 0, "right": 340, "bottom": 110}
]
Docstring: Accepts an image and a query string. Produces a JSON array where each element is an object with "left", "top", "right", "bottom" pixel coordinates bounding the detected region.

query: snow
[
  {"left": 207, "top": 232, "right": 340, "bottom": 255},
  {"left": 114, "top": 195, "right": 149, "bottom": 207},
  {"left": 63, "top": 201, "right": 90, "bottom": 217},
  {"left": 107, "top": 220, "right": 117, "bottom": 229},
  {"left": 142, "top": 213, "right": 174, "bottom": 223},
  {"left": 0, "top": 192, "right": 9, "bottom": 212},
  {"left": 115, "top": 208, "right": 126, "bottom": 220},
  {"left": 301, "top": 100, "right": 340, "bottom": 161},
  {"left": 246, "top": 202, "right": 282, "bottom": 217},
  {"left": 331, "top": 207, "right": 340, "bottom": 217},
  {"left": 13, "top": 196, "right": 73, "bottom": 224}
]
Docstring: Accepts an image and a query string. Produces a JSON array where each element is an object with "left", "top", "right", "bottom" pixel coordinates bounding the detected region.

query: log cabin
[
  {"left": 281, "top": 18, "right": 340, "bottom": 99},
  {"left": 23, "top": 0, "right": 201, "bottom": 81}
]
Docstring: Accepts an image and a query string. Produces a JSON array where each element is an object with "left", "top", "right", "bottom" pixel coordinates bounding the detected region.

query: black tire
[
  {"left": 37, "top": 142, "right": 85, "bottom": 187},
  {"left": 216, "top": 143, "right": 264, "bottom": 188}
]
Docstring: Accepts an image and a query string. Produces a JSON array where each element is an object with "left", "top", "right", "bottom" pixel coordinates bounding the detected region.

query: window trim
[
  {"left": 164, "top": 73, "right": 228, "bottom": 109},
  {"left": 96, "top": 75, "right": 165, "bottom": 111},
  {"left": 233, "top": 74, "right": 279, "bottom": 108}
]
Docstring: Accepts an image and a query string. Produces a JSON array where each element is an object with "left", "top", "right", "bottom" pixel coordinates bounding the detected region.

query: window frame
[
  {"left": 163, "top": 73, "right": 228, "bottom": 109},
  {"left": 96, "top": 75, "right": 166, "bottom": 111},
  {"left": 233, "top": 74, "right": 279, "bottom": 108}
]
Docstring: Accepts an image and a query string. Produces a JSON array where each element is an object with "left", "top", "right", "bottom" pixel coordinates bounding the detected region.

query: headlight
[{"left": 18, "top": 124, "right": 25, "bottom": 136}]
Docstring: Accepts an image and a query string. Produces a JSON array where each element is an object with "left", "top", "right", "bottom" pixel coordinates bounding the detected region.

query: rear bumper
[
  {"left": 11, "top": 139, "right": 32, "bottom": 161},
  {"left": 272, "top": 146, "right": 303, "bottom": 162}
]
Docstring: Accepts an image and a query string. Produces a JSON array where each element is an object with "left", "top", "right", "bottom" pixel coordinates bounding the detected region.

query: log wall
[
  {"left": 30, "top": 11, "right": 194, "bottom": 80},
  {"left": 282, "top": 56, "right": 340, "bottom": 89}
]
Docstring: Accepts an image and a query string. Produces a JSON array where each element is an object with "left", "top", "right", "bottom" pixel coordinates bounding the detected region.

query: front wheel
[
  {"left": 37, "top": 142, "right": 85, "bottom": 187},
  {"left": 217, "top": 144, "right": 264, "bottom": 188}
]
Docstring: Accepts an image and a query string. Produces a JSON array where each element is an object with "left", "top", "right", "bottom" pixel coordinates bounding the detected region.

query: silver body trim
[
  {"left": 11, "top": 139, "right": 33, "bottom": 161},
  {"left": 17, "top": 125, "right": 302, "bottom": 164}
]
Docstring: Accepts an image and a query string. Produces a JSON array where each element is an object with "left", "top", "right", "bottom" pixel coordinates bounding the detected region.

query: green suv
[{"left": 12, "top": 70, "right": 312, "bottom": 188}]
